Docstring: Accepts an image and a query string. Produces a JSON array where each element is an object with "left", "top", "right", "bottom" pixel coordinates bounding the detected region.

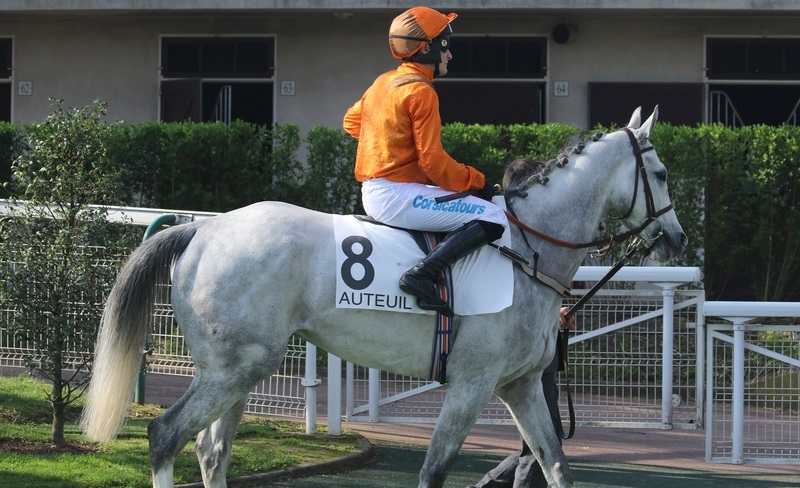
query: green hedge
[
  {"left": 1, "top": 119, "right": 797, "bottom": 301},
  {"left": 103, "top": 121, "right": 304, "bottom": 212}
]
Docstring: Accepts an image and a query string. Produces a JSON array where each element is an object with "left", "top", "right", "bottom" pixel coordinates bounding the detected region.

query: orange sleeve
[
  {"left": 406, "top": 87, "right": 485, "bottom": 192},
  {"left": 343, "top": 99, "right": 363, "bottom": 140}
]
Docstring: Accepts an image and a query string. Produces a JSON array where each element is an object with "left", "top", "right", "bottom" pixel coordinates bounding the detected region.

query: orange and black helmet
[{"left": 388, "top": 6, "right": 457, "bottom": 62}]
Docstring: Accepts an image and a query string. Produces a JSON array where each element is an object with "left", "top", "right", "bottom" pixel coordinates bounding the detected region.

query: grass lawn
[{"left": 0, "top": 374, "right": 363, "bottom": 488}]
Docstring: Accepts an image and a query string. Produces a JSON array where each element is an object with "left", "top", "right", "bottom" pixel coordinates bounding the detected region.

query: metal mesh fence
[
  {"left": 1, "top": 256, "right": 307, "bottom": 420},
  {"left": 568, "top": 289, "right": 703, "bottom": 427},
  {"left": 0, "top": 245, "right": 122, "bottom": 371},
  {"left": 1, "top": 298, "right": 31, "bottom": 368}
]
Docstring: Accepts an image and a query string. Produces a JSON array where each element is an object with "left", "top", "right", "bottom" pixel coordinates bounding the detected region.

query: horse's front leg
[
  {"left": 418, "top": 375, "right": 497, "bottom": 488},
  {"left": 496, "top": 370, "right": 574, "bottom": 488}
]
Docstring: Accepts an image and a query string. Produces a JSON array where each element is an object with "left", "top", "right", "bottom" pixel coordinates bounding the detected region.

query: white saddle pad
[{"left": 333, "top": 211, "right": 513, "bottom": 316}]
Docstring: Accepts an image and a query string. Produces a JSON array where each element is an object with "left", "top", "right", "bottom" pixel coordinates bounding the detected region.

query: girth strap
[{"left": 416, "top": 231, "right": 453, "bottom": 385}]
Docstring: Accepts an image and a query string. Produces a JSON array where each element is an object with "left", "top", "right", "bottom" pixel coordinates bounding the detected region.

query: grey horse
[{"left": 81, "top": 107, "right": 686, "bottom": 488}]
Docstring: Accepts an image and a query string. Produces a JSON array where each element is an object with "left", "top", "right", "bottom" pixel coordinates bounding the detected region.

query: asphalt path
[{"left": 265, "top": 441, "right": 799, "bottom": 488}]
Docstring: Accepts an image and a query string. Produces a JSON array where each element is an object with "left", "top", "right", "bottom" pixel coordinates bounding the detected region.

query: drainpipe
[{"left": 134, "top": 214, "right": 178, "bottom": 405}]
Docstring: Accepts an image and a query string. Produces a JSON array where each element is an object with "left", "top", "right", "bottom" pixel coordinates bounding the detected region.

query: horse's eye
[{"left": 655, "top": 170, "right": 667, "bottom": 182}]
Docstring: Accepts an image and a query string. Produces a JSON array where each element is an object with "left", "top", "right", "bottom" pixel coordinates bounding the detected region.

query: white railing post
[
  {"left": 345, "top": 361, "right": 354, "bottom": 421},
  {"left": 703, "top": 304, "right": 753, "bottom": 464},
  {"left": 695, "top": 301, "right": 706, "bottom": 430},
  {"left": 704, "top": 323, "right": 716, "bottom": 463},
  {"left": 303, "top": 342, "right": 321, "bottom": 434},
  {"left": 368, "top": 367, "right": 380, "bottom": 422},
  {"left": 655, "top": 284, "right": 677, "bottom": 429},
  {"left": 327, "top": 353, "right": 342, "bottom": 435},
  {"left": 571, "top": 268, "right": 702, "bottom": 430},
  {"left": 731, "top": 320, "right": 746, "bottom": 464}
]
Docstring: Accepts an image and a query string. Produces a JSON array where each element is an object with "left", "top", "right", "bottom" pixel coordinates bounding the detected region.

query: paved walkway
[
  {"left": 6, "top": 366, "right": 798, "bottom": 485},
  {"left": 134, "top": 371, "right": 799, "bottom": 478},
  {"left": 263, "top": 443, "right": 799, "bottom": 488},
  {"left": 342, "top": 421, "right": 800, "bottom": 476}
]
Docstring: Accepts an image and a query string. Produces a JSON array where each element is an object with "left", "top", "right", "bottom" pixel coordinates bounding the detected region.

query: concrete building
[{"left": 1, "top": 1, "right": 799, "bottom": 132}]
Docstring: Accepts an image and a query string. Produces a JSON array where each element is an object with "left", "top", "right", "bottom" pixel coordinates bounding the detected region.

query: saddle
[
  {"left": 354, "top": 215, "right": 446, "bottom": 256},
  {"left": 335, "top": 211, "right": 515, "bottom": 382}
]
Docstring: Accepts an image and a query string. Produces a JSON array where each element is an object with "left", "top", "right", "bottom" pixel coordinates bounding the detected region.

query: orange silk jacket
[{"left": 343, "top": 63, "right": 485, "bottom": 193}]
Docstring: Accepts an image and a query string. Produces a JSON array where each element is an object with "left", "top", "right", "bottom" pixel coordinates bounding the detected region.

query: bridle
[
  {"left": 504, "top": 127, "right": 674, "bottom": 256},
  {"left": 503, "top": 127, "right": 676, "bottom": 441}
]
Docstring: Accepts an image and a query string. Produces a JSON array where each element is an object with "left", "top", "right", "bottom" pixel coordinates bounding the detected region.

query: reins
[{"left": 555, "top": 235, "right": 649, "bottom": 440}]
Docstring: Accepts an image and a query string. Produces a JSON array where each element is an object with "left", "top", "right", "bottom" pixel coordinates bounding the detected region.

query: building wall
[{"left": 1, "top": 10, "right": 799, "bottom": 129}]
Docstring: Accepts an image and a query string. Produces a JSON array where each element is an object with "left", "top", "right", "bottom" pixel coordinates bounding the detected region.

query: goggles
[
  {"left": 435, "top": 35, "right": 450, "bottom": 53},
  {"left": 436, "top": 24, "right": 453, "bottom": 53}
]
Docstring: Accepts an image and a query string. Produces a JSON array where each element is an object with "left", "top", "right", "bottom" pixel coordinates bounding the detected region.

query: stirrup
[
  {"left": 416, "top": 298, "right": 454, "bottom": 318},
  {"left": 399, "top": 274, "right": 454, "bottom": 317}
]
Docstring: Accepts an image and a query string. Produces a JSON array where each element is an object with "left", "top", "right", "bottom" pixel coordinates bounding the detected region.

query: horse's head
[
  {"left": 608, "top": 106, "right": 688, "bottom": 262},
  {"left": 501, "top": 107, "right": 687, "bottom": 264}
]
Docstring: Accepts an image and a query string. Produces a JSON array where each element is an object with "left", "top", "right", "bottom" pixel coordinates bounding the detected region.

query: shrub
[{"left": 0, "top": 100, "right": 139, "bottom": 447}]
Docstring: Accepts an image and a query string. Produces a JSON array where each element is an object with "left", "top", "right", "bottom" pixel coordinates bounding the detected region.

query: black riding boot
[{"left": 399, "top": 220, "right": 503, "bottom": 317}]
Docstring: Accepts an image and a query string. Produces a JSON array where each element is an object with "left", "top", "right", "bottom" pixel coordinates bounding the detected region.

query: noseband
[{"left": 505, "top": 127, "right": 674, "bottom": 254}]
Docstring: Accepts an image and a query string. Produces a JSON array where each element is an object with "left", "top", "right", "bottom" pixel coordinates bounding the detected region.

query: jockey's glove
[{"left": 477, "top": 181, "right": 497, "bottom": 201}]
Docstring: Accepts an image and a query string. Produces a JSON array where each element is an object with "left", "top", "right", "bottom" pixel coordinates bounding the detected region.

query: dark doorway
[
  {"left": 202, "top": 82, "right": 273, "bottom": 125},
  {"left": 0, "top": 83, "right": 10, "bottom": 122},
  {"left": 0, "top": 38, "right": 11, "bottom": 122},
  {"left": 160, "top": 36, "right": 275, "bottom": 125},
  {"left": 706, "top": 38, "right": 800, "bottom": 126},
  {"left": 440, "top": 36, "right": 547, "bottom": 125}
]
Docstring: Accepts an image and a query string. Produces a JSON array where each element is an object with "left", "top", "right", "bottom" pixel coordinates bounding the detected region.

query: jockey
[{"left": 343, "top": 6, "right": 507, "bottom": 317}]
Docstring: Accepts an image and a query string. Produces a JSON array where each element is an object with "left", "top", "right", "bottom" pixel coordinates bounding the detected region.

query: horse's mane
[{"left": 503, "top": 131, "right": 604, "bottom": 199}]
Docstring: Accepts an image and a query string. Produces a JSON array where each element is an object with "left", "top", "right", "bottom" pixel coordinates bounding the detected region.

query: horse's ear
[
  {"left": 626, "top": 107, "right": 642, "bottom": 129},
  {"left": 638, "top": 105, "right": 659, "bottom": 139}
]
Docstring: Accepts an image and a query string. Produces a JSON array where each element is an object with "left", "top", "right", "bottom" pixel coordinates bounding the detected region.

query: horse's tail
[{"left": 80, "top": 223, "right": 199, "bottom": 443}]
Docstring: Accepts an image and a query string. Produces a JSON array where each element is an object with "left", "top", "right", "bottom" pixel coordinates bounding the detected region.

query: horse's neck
[{"left": 510, "top": 155, "right": 617, "bottom": 281}]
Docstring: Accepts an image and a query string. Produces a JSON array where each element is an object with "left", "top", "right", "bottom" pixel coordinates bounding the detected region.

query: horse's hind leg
[
  {"left": 148, "top": 373, "right": 253, "bottom": 488},
  {"left": 195, "top": 397, "right": 247, "bottom": 488},
  {"left": 496, "top": 370, "right": 574, "bottom": 488}
]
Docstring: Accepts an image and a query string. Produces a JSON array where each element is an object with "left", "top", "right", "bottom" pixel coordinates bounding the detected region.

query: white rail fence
[
  {"left": 704, "top": 302, "right": 800, "bottom": 465},
  {"left": 325, "top": 267, "right": 705, "bottom": 431},
  {"left": 1, "top": 202, "right": 798, "bottom": 465}
]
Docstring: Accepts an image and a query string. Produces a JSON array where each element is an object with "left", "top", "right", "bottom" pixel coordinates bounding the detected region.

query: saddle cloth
[{"left": 332, "top": 212, "right": 513, "bottom": 316}]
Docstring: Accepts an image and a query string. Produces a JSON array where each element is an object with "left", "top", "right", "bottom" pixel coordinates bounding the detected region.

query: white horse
[{"left": 81, "top": 107, "right": 686, "bottom": 488}]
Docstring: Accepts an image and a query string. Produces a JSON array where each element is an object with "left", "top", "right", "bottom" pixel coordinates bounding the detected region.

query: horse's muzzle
[{"left": 651, "top": 228, "right": 687, "bottom": 262}]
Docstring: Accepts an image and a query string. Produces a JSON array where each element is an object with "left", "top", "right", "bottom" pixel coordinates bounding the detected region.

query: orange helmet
[{"left": 388, "top": 6, "right": 457, "bottom": 60}]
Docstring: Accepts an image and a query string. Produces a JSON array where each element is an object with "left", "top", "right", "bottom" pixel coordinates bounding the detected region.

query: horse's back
[
  {"left": 202, "top": 200, "right": 329, "bottom": 250},
  {"left": 184, "top": 200, "right": 333, "bottom": 280}
]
